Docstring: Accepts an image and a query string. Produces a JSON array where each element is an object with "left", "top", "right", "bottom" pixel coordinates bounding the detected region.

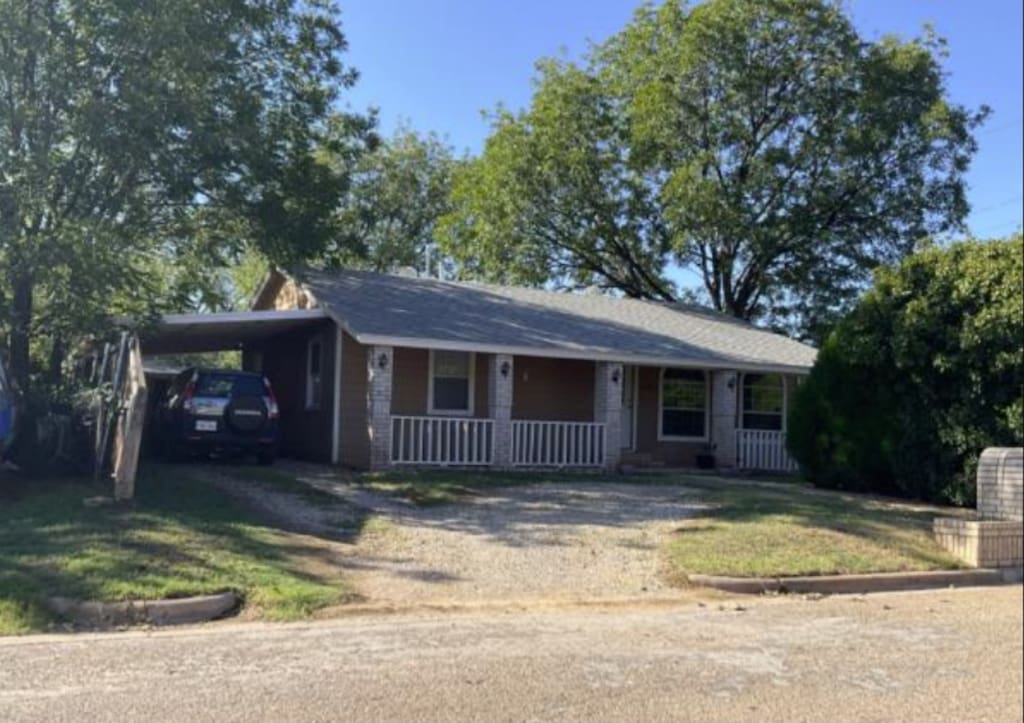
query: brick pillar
[
  {"left": 488, "top": 354, "right": 514, "bottom": 468},
  {"left": 367, "top": 345, "right": 393, "bottom": 470},
  {"left": 594, "top": 362, "right": 623, "bottom": 469},
  {"left": 711, "top": 370, "right": 738, "bottom": 468}
]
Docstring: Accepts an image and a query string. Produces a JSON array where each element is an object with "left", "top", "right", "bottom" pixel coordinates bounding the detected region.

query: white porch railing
[
  {"left": 512, "top": 420, "right": 605, "bottom": 467},
  {"left": 736, "top": 429, "right": 798, "bottom": 473},
  {"left": 391, "top": 416, "right": 493, "bottom": 466}
]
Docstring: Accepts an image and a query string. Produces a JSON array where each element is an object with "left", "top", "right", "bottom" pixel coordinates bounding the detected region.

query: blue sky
[{"left": 338, "top": 0, "right": 1023, "bottom": 243}]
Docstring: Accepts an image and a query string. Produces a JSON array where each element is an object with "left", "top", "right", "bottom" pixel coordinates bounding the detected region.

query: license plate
[{"left": 195, "top": 420, "right": 217, "bottom": 432}]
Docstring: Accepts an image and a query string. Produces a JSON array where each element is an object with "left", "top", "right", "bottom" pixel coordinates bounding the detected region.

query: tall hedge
[{"left": 788, "top": 235, "right": 1023, "bottom": 505}]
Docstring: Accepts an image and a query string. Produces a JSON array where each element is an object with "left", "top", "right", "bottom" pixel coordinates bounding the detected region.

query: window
[
  {"left": 742, "top": 373, "right": 785, "bottom": 430},
  {"left": 659, "top": 368, "right": 707, "bottom": 439},
  {"left": 306, "top": 337, "right": 323, "bottom": 409},
  {"left": 429, "top": 350, "right": 474, "bottom": 415}
]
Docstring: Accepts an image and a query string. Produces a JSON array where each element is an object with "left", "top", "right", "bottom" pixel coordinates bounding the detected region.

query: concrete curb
[
  {"left": 46, "top": 592, "right": 239, "bottom": 627},
  {"left": 688, "top": 569, "right": 1013, "bottom": 595}
]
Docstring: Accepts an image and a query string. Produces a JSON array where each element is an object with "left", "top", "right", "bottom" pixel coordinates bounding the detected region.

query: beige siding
[
  {"left": 390, "top": 348, "right": 490, "bottom": 418},
  {"left": 511, "top": 355, "right": 595, "bottom": 422},
  {"left": 339, "top": 330, "right": 370, "bottom": 469},
  {"left": 256, "top": 319, "right": 336, "bottom": 463},
  {"left": 634, "top": 365, "right": 705, "bottom": 466}
]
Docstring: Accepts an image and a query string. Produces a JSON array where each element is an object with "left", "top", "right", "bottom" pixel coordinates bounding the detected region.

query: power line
[
  {"left": 976, "top": 116, "right": 1023, "bottom": 137},
  {"left": 971, "top": 195, "right": 1023, "bottom": 216}
]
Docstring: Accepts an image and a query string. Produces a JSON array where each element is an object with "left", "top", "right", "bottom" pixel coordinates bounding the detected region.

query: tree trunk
[{"left": 9, "top": 271, "right": 34, "bottom": 399}]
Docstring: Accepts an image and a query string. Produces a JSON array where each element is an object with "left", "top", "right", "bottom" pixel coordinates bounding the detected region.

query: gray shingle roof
[{"left": 298, "top": 269, "right": 817, "bottom": 372}]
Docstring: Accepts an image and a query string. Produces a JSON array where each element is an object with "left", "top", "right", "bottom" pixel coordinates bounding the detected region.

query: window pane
[
  {"left": 232, "top": 376, "right": 266, "bottom": 397},
  {"left": 196, "top": 374, "right": 235, "bottom": 397},
  {"left": 662, "top": 409, "right": 705, "bottom": 438},
  {"left": 433, "top": 377, "right": 469, "bottom": 411},
  {"left": 743, "top": 373, "right": 784, "bottom": 413},
  {"left": 434, "top": 351, "right": 469, "bottom": 377},
  {"left": 742, "top": 412, "right": 783, "bottom": 431},
  {"left": 664, "top": 368, "right": 704, "bottom": 383},
  {"left": 663, "top": 381, "right": 705, "bottom": 409}
]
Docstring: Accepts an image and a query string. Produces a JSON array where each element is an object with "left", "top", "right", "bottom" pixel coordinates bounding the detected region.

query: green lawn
[
  {"left": 361, "top": 468, "right": 617, "bottom": 506},
  {"left": 666, "top": 476, "right": 967, "bottom": 578},
  {"left": 0, "top": 466, "right": 356, "bottom": 635},
  {"left": 363, "top": 469, "right": 966, "bottom": 578}
]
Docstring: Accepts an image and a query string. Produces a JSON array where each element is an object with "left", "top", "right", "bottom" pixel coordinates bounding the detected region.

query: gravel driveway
[
  {"left": 338, "top": 482, "right": 703, "bottom": 604},
  {"left": 209, "top": 463, "right": 705, "bottom": 606}
]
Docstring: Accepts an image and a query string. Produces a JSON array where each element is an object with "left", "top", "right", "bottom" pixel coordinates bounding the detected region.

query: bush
[{"left": 788, "top": 235, "right": 1023, "bottom": 505}]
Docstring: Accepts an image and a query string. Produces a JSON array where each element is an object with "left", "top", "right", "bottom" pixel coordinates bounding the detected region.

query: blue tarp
[{"left": 0, "top": 361, "right": 13, "bottom": 453}]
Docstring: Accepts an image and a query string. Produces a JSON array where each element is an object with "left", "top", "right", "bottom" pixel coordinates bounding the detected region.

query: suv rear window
[
  {"left": 231, "top": 375, "right": 268, "bottom": 397},
  {"left": 194, "top": 373, "right": 266, "bottom": 398}
]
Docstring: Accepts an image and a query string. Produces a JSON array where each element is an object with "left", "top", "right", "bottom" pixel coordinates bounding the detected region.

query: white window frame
[
  {"left": 428, "top": 349, "right": 476, "bottom": 416},
  {"left": 740, "top": 372, "right": 787, "bottom": 431},
  {"left": 305, "top": 335, "right": 324, "bottom": 410},
  {"left": 657, "top": 367, "right": 709, "bottom": 442}
]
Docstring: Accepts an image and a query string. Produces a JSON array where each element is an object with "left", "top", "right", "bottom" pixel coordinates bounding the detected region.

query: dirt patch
[{"left": 196, "top": 464, "right": 705, "bottom": 607}]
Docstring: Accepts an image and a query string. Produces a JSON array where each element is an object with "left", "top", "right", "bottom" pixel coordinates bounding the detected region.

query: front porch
[{"left": 364, "top": 344, "right": 800, "bottom": 473}]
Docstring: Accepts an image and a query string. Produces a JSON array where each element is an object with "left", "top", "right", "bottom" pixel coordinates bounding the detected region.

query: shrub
[{"left": 788, "top": 235, "right": 1023, "bottom": 505}]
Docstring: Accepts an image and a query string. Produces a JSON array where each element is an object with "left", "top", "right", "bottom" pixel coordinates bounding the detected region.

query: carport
[
  {"left": 110, "top": 308, "right": 335, "bottom": 499},
  {"left": 141, "top": 309, "right": 329, "bottom": 354}
]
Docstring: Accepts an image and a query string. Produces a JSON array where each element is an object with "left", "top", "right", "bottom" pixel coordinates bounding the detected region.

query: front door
[{"left": 620, "top": 365, "right": 636, "bottom": 450}]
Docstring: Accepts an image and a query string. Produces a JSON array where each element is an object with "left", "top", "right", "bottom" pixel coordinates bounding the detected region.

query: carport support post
[
  {"left": 594, "top": 362, "right": 623, "bottom": 469},
  {"left": 488, "top": 354, "right": 514, "bottom": 468},
  {"left": 710, "top": 370, "right": 738, "bottom": 468},
  {"left": 367, "top": 346, "right": 393, "bottom": 469}
]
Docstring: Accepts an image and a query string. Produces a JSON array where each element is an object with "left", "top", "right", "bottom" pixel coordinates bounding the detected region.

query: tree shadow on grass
[
  {"left": 671, "top": 481, "right": 963, "bottom": 572},
  {"left": 0, "top": 467, "right": 374, "bottom": 632}
]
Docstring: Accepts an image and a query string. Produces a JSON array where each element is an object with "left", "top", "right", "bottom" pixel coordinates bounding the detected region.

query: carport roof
[
  {"left": 284, "top": 269, "right": 817, "bottom": 373},
  {"left": 139, "top": 309, "right": 328, "bottom": 355}
]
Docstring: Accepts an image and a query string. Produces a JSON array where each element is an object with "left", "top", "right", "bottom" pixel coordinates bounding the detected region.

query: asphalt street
[{"left": 1, "top": 585, "right": 1021, "bottom": 722}]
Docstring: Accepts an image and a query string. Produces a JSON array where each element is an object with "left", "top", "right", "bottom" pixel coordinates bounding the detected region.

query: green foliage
[
  {"left": 440, "top": 0, "right": 985, "bottom": 336},
  {"left": 326, "top": 126, "right": 458, "bottom": 274},
  {"left": 439, "top": 60, "right": 677, "bottom": 299},
  {"left": 0, "top": 466, "right": 355, "bottom": 634},
  {"left": 0, "top": 0, "right": 374, "bottom": 393},
  {"left": 788, "top": 235, "right": 1024, "bottom": 504}
]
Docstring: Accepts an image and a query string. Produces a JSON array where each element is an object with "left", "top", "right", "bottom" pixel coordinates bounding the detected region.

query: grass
[
  {"left": 209, "top": 463, "right": 348, "bottom": 506},
  {"left": 665, "top": 476, "right": 967, "bottom": 578},
  {"left": 361, "top": 468, "right": 619, "bottom": 506},
  {"left": 359, "top": 468, "right": 966, "bottom": 578},
  {"left": 0, "top": 466, "right": 356, "bottom": 635}
]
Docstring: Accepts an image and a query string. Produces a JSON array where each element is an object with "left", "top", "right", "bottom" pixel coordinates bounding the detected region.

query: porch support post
[
  {"left": 594, "top": 361, "right": 623, "bottom": 469},
  {"left": 488, "top": 354, "right": 514, "bottom": 468},
  {"left": 367, "top": 345, "right": 393, "bottom": 470},
  {"left": 711, "top": 370, "right": 738, "bottom": 468}
]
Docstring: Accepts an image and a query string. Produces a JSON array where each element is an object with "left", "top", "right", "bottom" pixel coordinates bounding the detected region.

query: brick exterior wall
[
  {"left": 710, "top": 370, "right": 738, "bottom": 468},
  {"left": 594, "top": 362, "right": 623, "bottom": 469},
  {"left": 934, "top": 447, "right": 1023, "bottom": 570},
  {"left": 367, "top": 345, "right": 393, "bottom": 470},
  {"left": 933, "top": 518, "right": 1023, "bottom": 568},
  {"left": 977, "top": 447, "right": 1023, "bottom": 522},
  {"left": 489, "top": 354, "right": 514, "bottom": 467}
]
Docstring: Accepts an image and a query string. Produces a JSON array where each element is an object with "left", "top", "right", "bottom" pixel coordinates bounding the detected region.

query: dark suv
[{"left": 157, "top": 368, "right": 279, "bottom": 464}]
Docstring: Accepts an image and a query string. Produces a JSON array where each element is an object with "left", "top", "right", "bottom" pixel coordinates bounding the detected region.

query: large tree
[
  {"left": 325, "top": 127, "right": 458, "bottom": 274},
  {"left": 0, "top": 0, "right": 374, "bottom": 394},
  {"left": 439, "top": 0, "right": 986, "bottom": 339}
]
